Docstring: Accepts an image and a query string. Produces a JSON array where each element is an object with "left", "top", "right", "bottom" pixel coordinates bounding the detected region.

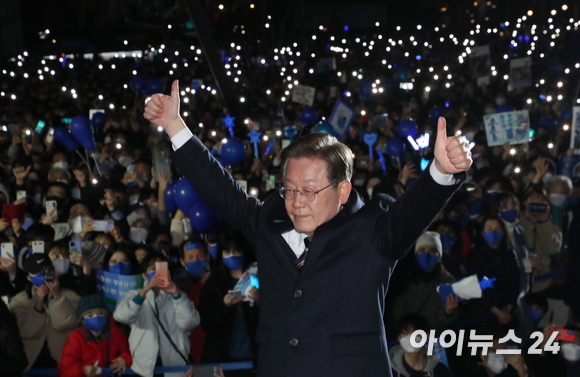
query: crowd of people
[{"left": 1, "top": 2, "right": 580, "bottom": 377}]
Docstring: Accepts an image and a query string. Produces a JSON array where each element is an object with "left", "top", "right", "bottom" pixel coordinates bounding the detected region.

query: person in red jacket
[{"left": 58, "top": 295, "right": 132, "bottom": 377}]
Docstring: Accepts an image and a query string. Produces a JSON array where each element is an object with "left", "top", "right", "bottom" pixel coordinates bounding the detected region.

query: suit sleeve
[
  {"left": 371, "top": 163, "right": 464, "bottom": 260},
  {"left": 170, "top": 136, "right": 262, "bottom": 243}
]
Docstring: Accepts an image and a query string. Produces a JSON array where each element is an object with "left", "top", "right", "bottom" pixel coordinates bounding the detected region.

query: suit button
[
  {"left": 294, "top": 290, "right": 302, "bottom": 298},
  {"left": 290, "top": 338, "right": 299, "bottom": 347}
]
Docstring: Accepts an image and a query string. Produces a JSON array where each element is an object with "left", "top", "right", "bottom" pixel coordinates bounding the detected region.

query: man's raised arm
[{"left": 144, "top": 80, "right": 261, "bottom": 242}]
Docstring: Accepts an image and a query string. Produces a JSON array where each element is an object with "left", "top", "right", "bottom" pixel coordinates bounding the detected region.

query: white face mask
[
  {"left": 71, "top": 216, "right": 91, "bottom": 234},
  {"left": 129, "top": 194, "right": 140, "bottom": 206},
  {"left": 56, "top": 179, "right": 69, "bottom": 185},
  {"left": 399, "top": 334, "right": 422, "bottom": 354},
  {"left": 52, "top": 258, "right": 71, "bottom": 275},
  {"left": 53, "top": 161, "right": 69, "bottom": 170},
  {"left": 71, "top": 187, "right": 81, "bottom": 200},
  {"left": 367, "top": 188, "right": 373, "bottom": 197},
  {"left": 486, "top": 352, "right": 507, "bottom": 374},
  {"left": 484, "top": 108, "right": 496, "bottom": 115},
  {"left": 495, "top": 97, "right": 507, "bottom": 106},
  {"left": 118, "top": 156, "right": 134, "bottom": 168},
  {"left": 354, "top": 179, "right": 365, "bottom": 187},
  {"left": 549, "top": 193, "right": 567, "bottom": 207},
  {"left": 561, "top": 343, "right": 580, "bottom": 362},
  {"left": 130, "top": 228, "right": 148, "bottom": 244}
]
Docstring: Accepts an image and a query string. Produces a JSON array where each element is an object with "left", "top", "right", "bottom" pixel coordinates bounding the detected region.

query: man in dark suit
[{"left": 144, "top": 80, "right": 472, "bottom": 377}]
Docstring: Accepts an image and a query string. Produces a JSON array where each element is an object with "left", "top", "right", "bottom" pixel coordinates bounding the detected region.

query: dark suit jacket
[{"left": 171, "top": 136, "right": 464, "bottom": 377}]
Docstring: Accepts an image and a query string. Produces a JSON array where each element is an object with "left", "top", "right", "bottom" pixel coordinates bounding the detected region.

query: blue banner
[{"left": 94, "top": 269, "right": 144, "bottom": 302}]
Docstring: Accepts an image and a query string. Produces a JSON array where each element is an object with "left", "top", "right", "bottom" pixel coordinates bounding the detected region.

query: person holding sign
[
  {"left": 114, "top": 253, "right": 199, "bottom": 377},
  {"left": 144, "top": 80, "right": 471, "bottom": 377}
]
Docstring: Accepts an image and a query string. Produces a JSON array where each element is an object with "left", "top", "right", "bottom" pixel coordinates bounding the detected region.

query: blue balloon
[
  {"left": 560, "top": 107, "right": 573, "bottom": 124},
  {"left": 386, "top": 138, "right": 406, "bottom": 158},
  {"left": 397, "top": 119, "right": 418, "bottom": 139},
  {"left": 300, "top": 107, "right": 317, "bottom": 124},
  {"left": 91, "top": 112, "right": 107, "bottom": 129},
  {"left": 537, "top": 117, "right": 556, "bottom": 132},
  {"left": 145, "top": 79, "right": 164, "bottom": 96},
  {"left": 70, "top": 116, "right": 95, "bottom": 151},
  {"left": 188, "top": 201, "right": 227, "bottom": 234},
  {"left": 53, "top": 127, "right": 77, "bottom": 151},
  {"left": 220, "top": 138, "right": 246, "bottom": 166},
  {"left": 130, "top": 75, "right": 146, "bottom": 92},
  {"left": 315, "top": 123, "right": 335, "bottom": 136},
  {"left": 496, "top": 105, "right": 514, "bottom": 113},
  {"left": 174, "top": 177, "right": 202, "bottom": 214},
  {"left": 358, "top": 81, "right": 372, "bottom": 98},
  {"left": 429, "top": 107, "right": 445, "bottom": 123},
  {"left": 164, "top": 183, "right": 177, "bottom": 214}
]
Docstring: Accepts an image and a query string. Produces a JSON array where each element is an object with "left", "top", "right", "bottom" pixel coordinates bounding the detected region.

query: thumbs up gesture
[
  {"left": 143, "top": 80, "right": 185, "bottom": 138},
  {"left": 433, "top": 117, "right": 472, "bottom": 175}
]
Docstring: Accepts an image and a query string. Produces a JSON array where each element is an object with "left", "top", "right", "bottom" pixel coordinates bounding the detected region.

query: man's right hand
[{"left": 143, "top": 80, "right": 185, "bottom": 138}]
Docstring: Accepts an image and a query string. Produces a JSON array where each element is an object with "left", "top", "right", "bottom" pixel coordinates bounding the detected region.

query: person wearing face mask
[
  {"left": 57, "top": 295, "right": 132, "bottom": 377},
  {"left": 389, "top": 313, "right": 453, "bottom": 377},
  {"left": 47, "top": 166, "right": 71, "bottom": 185},
  {"left": 198, "top": 228, "right": 259, "bottom": 368},
  {"left": 127, "top": 216, "right": 150, "bottom": 245},
  {"left": 519, "top": 189, "right": 563, "bottom": 293},
  {"left": 40, "top": 182, "right": 71, "bottom": 224},
  {"left": 106, "top": 250, "right": 138, "bottom": 275},
  {"left": 68, "top": 202, "right": 95, "bottom": 241},
  {"left": 0, "top": 234, "right": 27, "bottom": 296},
  {"left": 467, "top": 217, "right": 519, "bottom": 330},
  {"left": 9, "top": 254, "right": 80, "bottom": 372},
  {"left": 547, "top": 176, "right": 573, "bottom": 263},
  {"left": 470, "top": 333, "right": 530, "bottom": 377},
  {"left": 390, "top": 232, "right": 458, "bottom": 336},
  {"left": 173, "top": 239, "right": 211, "bottom": 364},
  {"left": 47, "top": 244, "right": 94, "bottom": 296},
  {"left": 114, "top": 253, "right": 199, "bottom": 377}
]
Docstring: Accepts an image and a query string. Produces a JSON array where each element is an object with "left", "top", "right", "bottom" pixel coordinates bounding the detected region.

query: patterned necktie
[{"left": 295, "top": 236, "right": 312, "bottom": 269}]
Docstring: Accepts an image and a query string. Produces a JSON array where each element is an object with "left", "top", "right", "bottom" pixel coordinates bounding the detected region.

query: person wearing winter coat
[
  {"left": 114, "top": 253, "right": 199, "bottom": 377},
  {"left": 389, "top": 313, "right": 453, "bottom": 377},
  {"left": 58, "top": 295, "right": 132, "bottom": 377},
  {"left": 390, "top": 231, "right": 459, "bottom": 336},
  {"left": 9, "top": 253, "right": 81, "bottom": 371}
]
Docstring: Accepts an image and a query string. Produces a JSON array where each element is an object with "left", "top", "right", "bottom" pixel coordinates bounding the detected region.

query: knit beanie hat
[
  {"left": 77, "top": 294, "right": 109, "bottom": 319},
  {"left": 414, "top": 231, "right": 443, "bottom": 257}
]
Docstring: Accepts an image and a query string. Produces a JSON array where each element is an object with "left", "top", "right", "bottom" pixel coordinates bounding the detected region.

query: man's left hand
[{"left": 434, "top": 117, "right": 472, "bottom": 175}]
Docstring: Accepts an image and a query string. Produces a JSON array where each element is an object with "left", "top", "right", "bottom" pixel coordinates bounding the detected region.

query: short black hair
[
  {"left": 179, "top": 237, "right": 207, "bottom": 259},
  {"left": 395, "top": 313, "right": 430, "bottom": 337},
  {"left": 140, "top": 252, "right": 168, "bottom": 274}
]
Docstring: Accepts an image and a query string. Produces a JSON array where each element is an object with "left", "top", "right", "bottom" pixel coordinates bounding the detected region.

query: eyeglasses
[{"left": 278, "top": 183, "right": 334, "bottom": 202}]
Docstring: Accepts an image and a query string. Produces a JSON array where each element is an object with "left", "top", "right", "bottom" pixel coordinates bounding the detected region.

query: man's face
[{"left": 283, "top": 158, "right": 349, "bottom": 236}]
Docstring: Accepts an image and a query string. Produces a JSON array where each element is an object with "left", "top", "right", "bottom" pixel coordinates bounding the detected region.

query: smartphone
[
  {"left": 551, "top": 326, "right": 576, "bottom": 342},
  {"left": 92, "top": 220, "right": 114, "bottom": 232},
  {"left": 45, "top": 200, "right": 57, "bottom": 217},
  {"left": 1, "top": 243, "right": 14, "bottom": 258},
  {"left": 126, "top": 164, "right": 135, "bottom": 174},
  {"left": 267, "top": 175, "right": 276, "bottom": 191},
  {"left": 22, "top": 129, "right": 33, "bottom": 143},
  {"left": 152, "top": 147, "right": 172, "bottom": 182},
  {"left": 2, "top": 203, "right": 25, "bottom": 222},
  {"left": 17, "top": 190, "right": 27, "bottom": 201},
  {"left": 44, "top": 265, "right": 55, "bottom": 283},
  {"left": 46, "top": 127, "right": 54, "bottom": 144},
  {"left": 282, "top": 139, "right": 290, "bottom": 149},
  {"left": 529, "top": 203, "right": 548, "bottom": 212},
  {"left": 69, "top": 240, "right": 81, "bottom": 254},
  {"left": 35, "top": 120, "right": 46, "bottom": 133},
  {"left": 32, "top": 241, "right": 44, "bottom": 254},
  {"left": 155, "top": 262, "right": 168, "bottom": 287}
]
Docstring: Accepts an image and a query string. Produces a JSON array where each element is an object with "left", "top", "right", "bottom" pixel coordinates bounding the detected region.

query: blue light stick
[
  {"left": 363, "top": 133, "right": 377, "bottom": 164},
  {"left": 223, "top": 113, "right": 236, "bottom": 137},
  {"left": 248, "top": 129, "right": 262, "bottom": 159}
]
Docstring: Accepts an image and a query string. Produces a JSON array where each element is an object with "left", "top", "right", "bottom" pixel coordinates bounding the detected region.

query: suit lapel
[{"left": 265, "top": 213, "right": 299, "bottom": 280}]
